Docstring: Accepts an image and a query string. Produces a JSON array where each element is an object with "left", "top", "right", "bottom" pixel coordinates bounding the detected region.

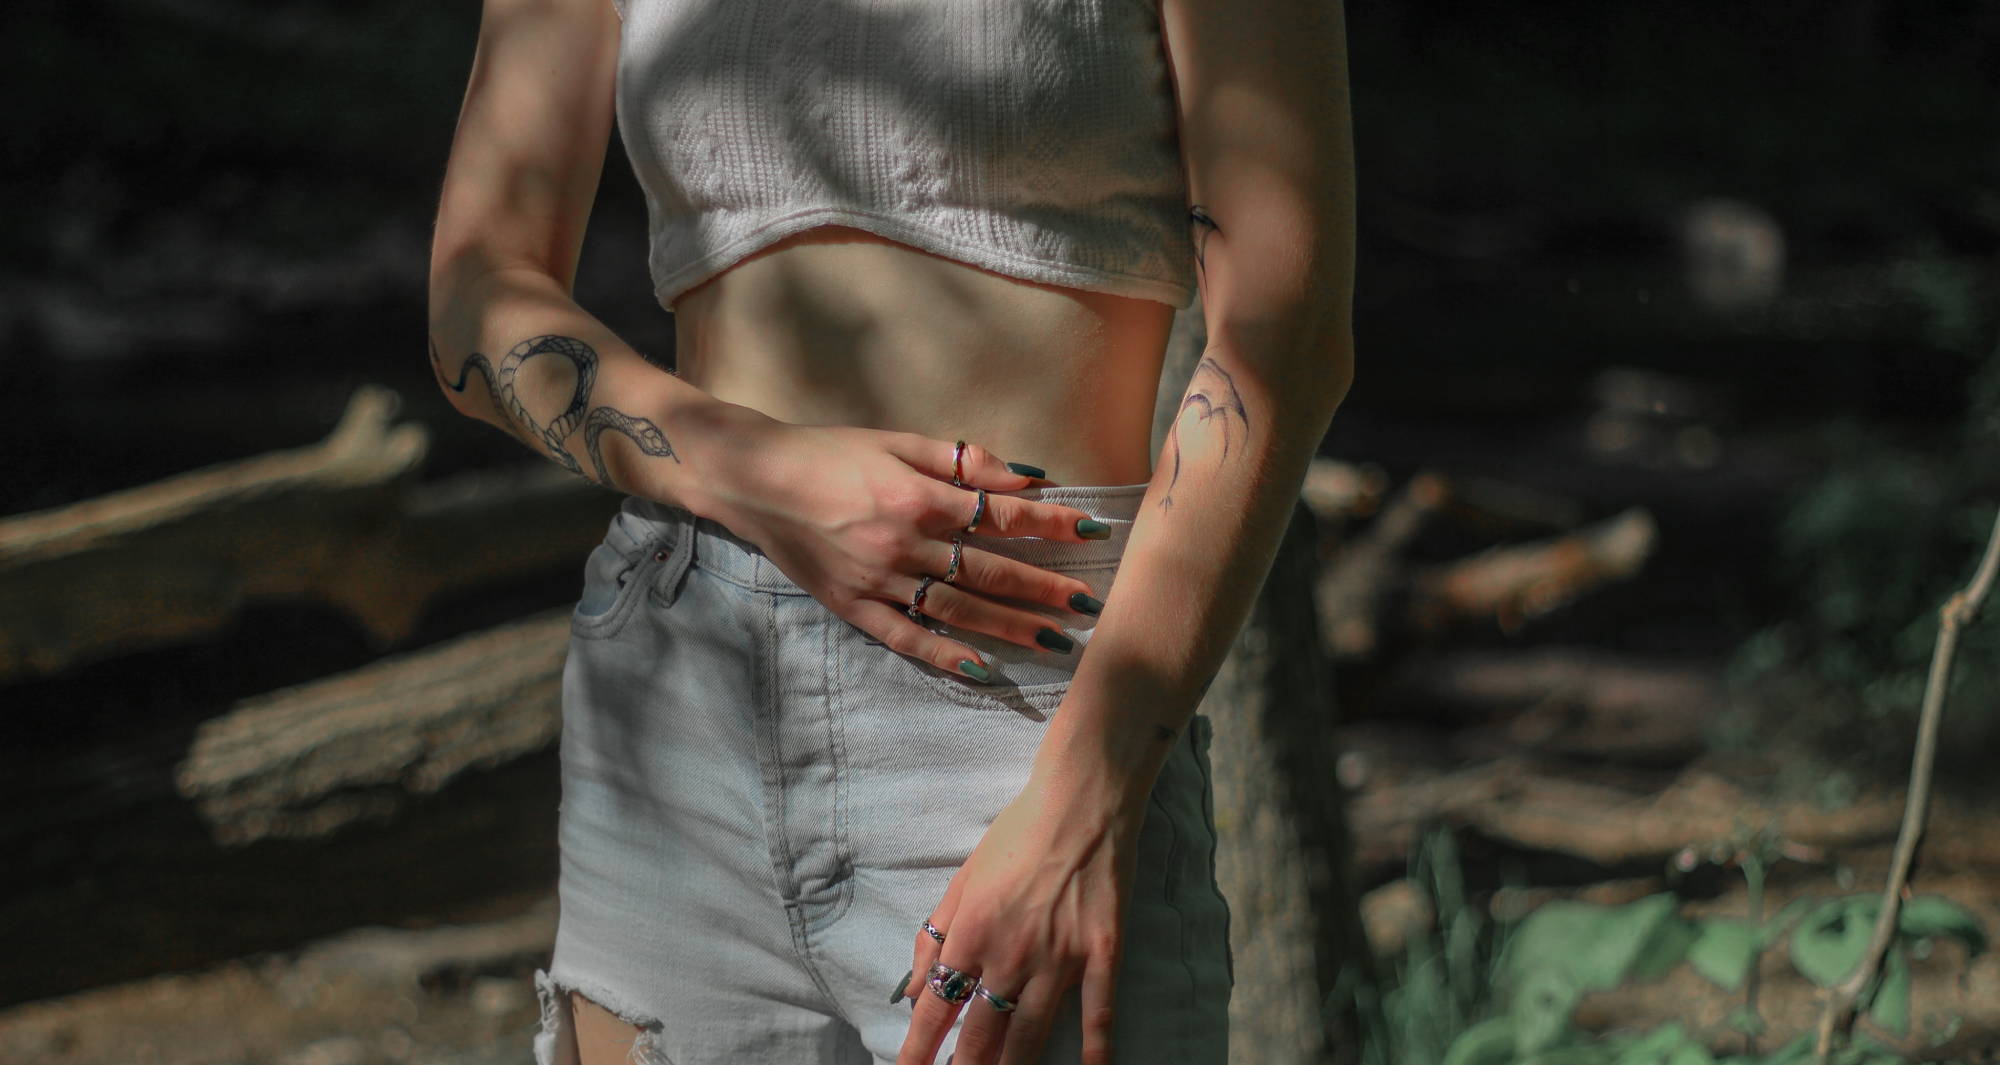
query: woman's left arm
[{"left": 898, "top": 0, "right": 1355, "bottom": 1062}]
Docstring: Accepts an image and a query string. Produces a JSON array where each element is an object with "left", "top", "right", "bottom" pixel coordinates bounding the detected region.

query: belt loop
[{"left": 650, "top": 506, "right": 698, "bottom": 605}]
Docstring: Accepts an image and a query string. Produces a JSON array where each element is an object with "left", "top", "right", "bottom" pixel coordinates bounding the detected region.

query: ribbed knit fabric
[{"left": 612, "top": 0, "right": 1198, "bottom": 310}]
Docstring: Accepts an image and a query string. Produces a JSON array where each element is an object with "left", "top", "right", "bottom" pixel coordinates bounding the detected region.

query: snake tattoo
[{"left": 430, "top": 334, "right": 680, "bottom": 485}]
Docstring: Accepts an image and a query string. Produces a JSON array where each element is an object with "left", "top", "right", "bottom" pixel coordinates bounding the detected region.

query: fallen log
[
  {"left": 1408, "top": 506, "right": 1656, "bottom": 636},
  {"left": 1349, "top": 759, "right": 2000, "bottom": 877},
  {"left": 1317, "top": 470, "right": 1451, "bottom": 660},
  {"left": 0, "top": 386, "right": 619, "bottom": 683},
  {"left": 174, "top": 609, "right": 569, "bottom": 845}
]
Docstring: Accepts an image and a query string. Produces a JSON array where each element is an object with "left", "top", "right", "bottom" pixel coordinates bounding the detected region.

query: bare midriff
[{"left": 668, "top": 225, "right": 1177, "bottom": 487}]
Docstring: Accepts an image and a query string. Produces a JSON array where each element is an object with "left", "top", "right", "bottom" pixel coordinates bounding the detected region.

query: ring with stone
[
  {"left": 973, "top": 985, "right": 1018, "bottom": 1013},
  {"left": 964, "top": 488, "right": 987, "bottom": 534},
  {"left": 951, "top": 440, "right": 968, "bottom": 488},
  {"left": 926, "top": 962, "right": 979, "bottom": 1006},
  {"left": 942, "top": 539, "right": 963, "bottom": 584},
  {"left": 907, "top": 575, "right": 936, "bottom": 620},
  {"left": 922, "top": 918, "right": 947, "bottom": 943}
]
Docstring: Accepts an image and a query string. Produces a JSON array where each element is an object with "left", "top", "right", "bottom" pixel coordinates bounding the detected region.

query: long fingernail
[
  {"left": 959, "top": 659, "right": 993, "bottom": 683},
  {"left": 1076, "top": 518, "right": 1110, "bottom": 540},
  {"left": 890, "top": 969, "right": 912, "bottom": 1004},
  {"left": 1036, "top": 628, "right": 1075, "bottom": 654},
  {"left": 1005, "top": 461, "right": 1046, "bottom": 479},
  {"left": 1069, "top": 592, "right": 1103, "bottom": 616}
]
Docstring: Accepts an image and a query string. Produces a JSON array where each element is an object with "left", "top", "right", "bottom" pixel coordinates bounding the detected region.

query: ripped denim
[{"left": 537, "top": 484, "right": 1232, "bottom": 1064}]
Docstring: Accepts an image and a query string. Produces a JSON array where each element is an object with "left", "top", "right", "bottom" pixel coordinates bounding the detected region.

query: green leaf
[
  {"left": 1686, "top": 917, "right": 1761, "bottom": 992},
  {"left": 1760, "top": 895, "right": 1819, "bottom": 947},
  {"left": 1443, "top": 1016, "right": 1519, "bottom": 1065},
  {"left": 1510, "top": 967, "right": 1581, "bottom": 1055},
  {"left": 1863, "top": 947, "right": 1911, "bottom": 1038},
  {"left": 1632, "top": 915, "right": 1701, "bottom": 983},
  {"left": 1896, "top": 894, "right": 1988, "bottom": 956},
  {"left": 1789, "top": 897, "right": 1876, "bottom": 987},
  {"left": 1502, "top": 894, "right": 1681, "bottom": 992}
]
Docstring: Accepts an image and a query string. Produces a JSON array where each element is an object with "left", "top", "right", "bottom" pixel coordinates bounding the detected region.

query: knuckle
[
  {"left": 961, "top": 441, "right": 996, "bottom": 474},
  {"left": 879, "top": 482, "right": 930, "bottom": 523}
]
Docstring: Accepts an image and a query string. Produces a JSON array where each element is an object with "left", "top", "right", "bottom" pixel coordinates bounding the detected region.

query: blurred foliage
[
  {"left": 1345, "top": 833, "right": 1987, "bottom": 1064},
  {"left": 1725, "top": 317, "right": 2000, "bottom": 780}
]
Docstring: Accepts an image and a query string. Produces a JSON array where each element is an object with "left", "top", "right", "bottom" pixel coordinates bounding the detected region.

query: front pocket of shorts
[{"left": 570, "top": 514, "right": 673, "bottom": 640}]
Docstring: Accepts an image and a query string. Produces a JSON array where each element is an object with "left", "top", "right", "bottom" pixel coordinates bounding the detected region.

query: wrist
[{"left": 652, "top": 397, "right": 786, "bottom": 523}]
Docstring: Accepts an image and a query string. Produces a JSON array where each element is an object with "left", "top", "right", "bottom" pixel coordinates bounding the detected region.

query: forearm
[
  {"left": 426, "top": 262, "right": 755, "bottom": 515},
  {"left": 1029, "top": 323, "right": 1351, "bottom": 813}
]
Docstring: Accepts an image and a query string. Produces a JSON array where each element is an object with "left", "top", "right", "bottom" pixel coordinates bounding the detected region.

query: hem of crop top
[{"left": 650, "top": 205, "right": 1198, "bottom": 312}]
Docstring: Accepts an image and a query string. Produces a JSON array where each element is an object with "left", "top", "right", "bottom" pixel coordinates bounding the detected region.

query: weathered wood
[
  {"left": 1409, "top": 506, "right": 1656, "bottom": 635},
  {"left": 1317, "top": 471, "right": 1450, "bottom": 660},
  {"left": 174, "top": 609, "right": 569, "bottom": 845},
  {"left": 1349, "top": 759, "right": 2000, "bottom": 876},
  {"left": 0, "top": 386, "right": 619, "bottom": 683}
]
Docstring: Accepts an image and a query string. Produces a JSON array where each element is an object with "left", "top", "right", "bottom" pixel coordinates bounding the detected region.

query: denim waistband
[{"left": 623, "top": 483, "right": 1150, "bottom": 595}]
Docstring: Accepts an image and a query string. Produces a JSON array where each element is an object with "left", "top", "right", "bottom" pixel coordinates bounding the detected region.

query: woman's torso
[
  {"left": 671, "top": 225, "right": 1174, "bottom": 486},
  {"left": 613, "top": 0, "right": 1195, "bottom": 484}
]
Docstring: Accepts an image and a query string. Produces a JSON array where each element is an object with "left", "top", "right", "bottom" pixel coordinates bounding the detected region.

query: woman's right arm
[
  {"left": 427, "top": 0, "right": 733, "bottom": 507},
  {"left": 427, "top": 0, "right": 1107, "bottom": 677}
]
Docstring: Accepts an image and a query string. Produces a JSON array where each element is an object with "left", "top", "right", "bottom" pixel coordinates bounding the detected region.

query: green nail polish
[
  {"left": 959, "top": 659, "right": 992, "bottom": 683},
  {"left": 1077, "top": 518, "right": 1111, "bottom": 540},
  {"left": 1005, "top": 461, "right": 1047, "bottom": 479},
  {"left": 1069, "top": 592, "right": 1103, "bottom": 616},
  {"left": 890, "top": 969, "right": 912, "bottom": 1004},
  {"left": 1036, "top": 628, "right": 1075, "bottom": 654}
]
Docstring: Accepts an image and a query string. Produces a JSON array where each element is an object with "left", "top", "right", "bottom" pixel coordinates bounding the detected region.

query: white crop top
[{"left": 611, "top": 0, "right": 1198, "bottom": 310}]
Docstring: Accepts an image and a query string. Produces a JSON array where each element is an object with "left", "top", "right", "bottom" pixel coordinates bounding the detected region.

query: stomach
[{"left": 668, "top": 225, "right": 1176, "bottom": 486}]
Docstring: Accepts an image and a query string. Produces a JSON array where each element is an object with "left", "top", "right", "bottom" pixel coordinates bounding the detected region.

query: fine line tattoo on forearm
[
  {"left": 430, "top": 333, "right": 680, "bottom": 484},
  {"left": 1158, "top": 357, "right": 1250, "bottom": 511}
]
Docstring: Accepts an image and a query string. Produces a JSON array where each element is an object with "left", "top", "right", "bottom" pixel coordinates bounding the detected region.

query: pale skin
[{"left": 430, "top": 0, "right": 1353, "bottom": 1062}]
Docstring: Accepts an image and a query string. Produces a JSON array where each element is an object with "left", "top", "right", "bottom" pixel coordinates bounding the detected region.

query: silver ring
[
  {"left": 951, "top": 440, "right": 968, "bottom": 488},
  {"left": 927, "top": 962, "right": 979, "bottom": 1005},
  {"left": 964, "top": 488, "right": 987, "bottom": 534},
  {"left": 943, "top": 539, "right": 963, "bottom": 584},
  {"left": 907, "top": 575, "right": 936, "bottom": 620},
  {"left": 974, "top": 985, "right": 1017, "bottom": 1013},
  {"left": 922, "top": 918, "right": 946, "bottom": 943}
]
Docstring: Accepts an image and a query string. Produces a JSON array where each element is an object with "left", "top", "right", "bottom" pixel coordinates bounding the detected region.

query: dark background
[{"left": 3, "top": 0, "right": 1997, "bottom": 1059}]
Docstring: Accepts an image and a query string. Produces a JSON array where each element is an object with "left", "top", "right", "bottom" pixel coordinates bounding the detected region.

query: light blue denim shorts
[{"left": 536, "top": 483, "right": 1232, "bottom": 1065}]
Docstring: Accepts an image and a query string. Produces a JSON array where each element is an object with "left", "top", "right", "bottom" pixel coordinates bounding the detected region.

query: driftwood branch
[
  {"left": 0, "top": 386, "right": 618, "bottom": 683},
  {"left": 1409, "top": 506, "right": 1656, "bottom": 636},
  {"left": 1814, "top": 503, "right": 2000, "bottom": 1060}
]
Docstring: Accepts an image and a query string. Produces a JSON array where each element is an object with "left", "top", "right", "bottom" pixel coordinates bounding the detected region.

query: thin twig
[{"left": 1813, "top": 504, "right": 2000, "bottom": 1061}]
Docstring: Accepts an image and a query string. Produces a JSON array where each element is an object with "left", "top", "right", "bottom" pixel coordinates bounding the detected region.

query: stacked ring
[
  {"left": 907, "top": 575, "right": 936, "bottom": 620},
  {"left": 926, "top": 962, "right": 978, "bottom": 1005},
  {"left": 943, "top": 539, "right": 963, "bottom": 583},
  {"left": 964, "top": 488, "right": 988, "bottom": 534},
  {"left": 974, "top": 985, "right": 1018, "bottom": 1013},
  {"left": 951, "top": 440, "right": 968, "bottom": 488}
]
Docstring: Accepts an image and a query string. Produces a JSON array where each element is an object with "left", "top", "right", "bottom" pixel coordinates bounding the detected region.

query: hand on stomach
[{"left": 662, "top": 226, "right": 1174, "bottom": 680}]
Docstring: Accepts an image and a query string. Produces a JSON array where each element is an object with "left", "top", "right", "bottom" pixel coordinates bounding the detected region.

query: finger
[
  {"left": 1078, "top": 946, "right": 1121, "bottom": 1065},
  {"left": 899, "top": 953, "right": 979, "bottom": 1065},
  {"left": 886, "top": 435, "right": 1047, "bottom": 488},
  {"left": 912, "top": 580, "right": 1079, "bottom": 655},
  {"left": 951, "top": 976, "right": 1027, "bottom": 1065},
  {"left": 968, "top": 490, "right": 1109, "bottom": 543},
  {"left": 905, "top": 869, "right": 971, "bottom": 1007},
  {"left": 993, "top": 980, "right": 1066, "bottom": 1065},
  {"left": 940, "top": 542, "right": 1102, "bottom": 617},
  {"left": 846, "top": 599, "right": 991, "bottom": 681}
]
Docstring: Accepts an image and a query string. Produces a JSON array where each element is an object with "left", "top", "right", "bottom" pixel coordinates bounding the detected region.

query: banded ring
[
  {"left": 922, "top": 918, "right": 947, "bottom": 944},
  {"left": 973, "top": 985, "right": 1018, "bottom": 1013},
  {"left": 943, "top": 538, "right": 964, "bottom": 584},
  {"left": 951, "top": 440, "right": 968, "bottom": 488},
  {"left": 964, "top": 488, "right": 988, "bottom": 534},
  {"left": 926, "top": 962, "right": 979, "bottom": 1006},
  {"left": 907, "top": 575, "right": 936, "bottom": 620}
]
